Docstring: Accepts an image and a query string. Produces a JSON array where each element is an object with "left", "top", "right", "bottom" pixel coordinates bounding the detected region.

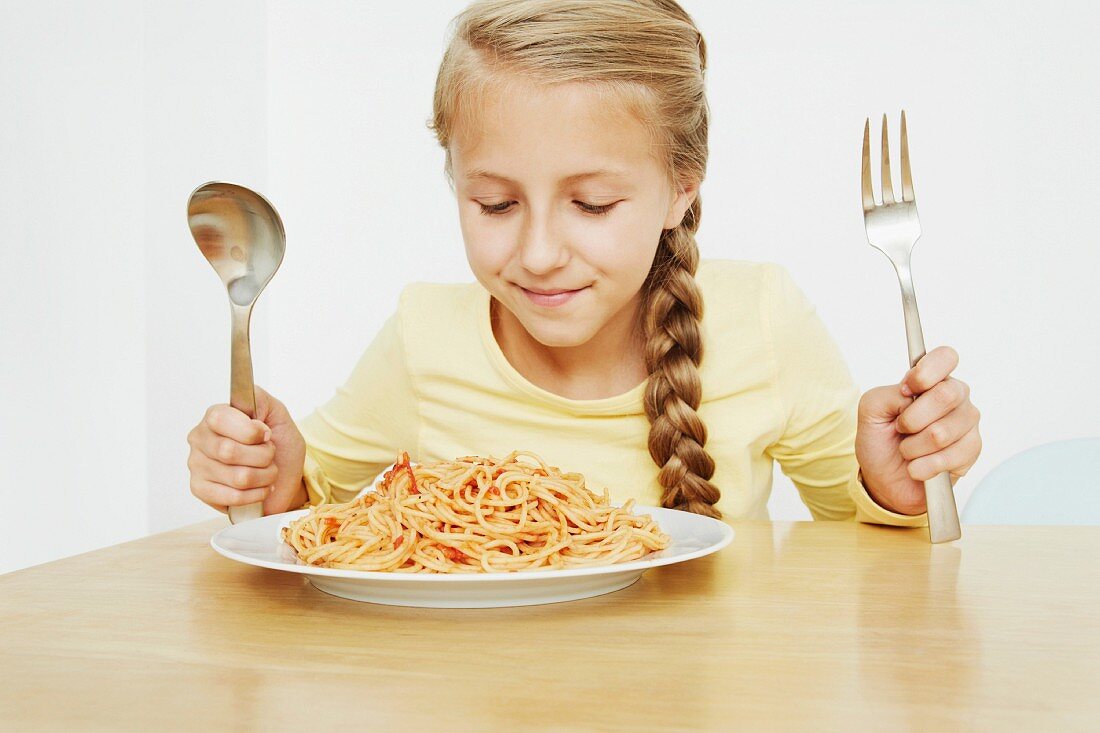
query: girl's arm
[
  {"left": 297, "top": 308, "right": 421, "bottom": 505},
  {"left": 763, "top": 265, "right": 926, "bottom": 526}
]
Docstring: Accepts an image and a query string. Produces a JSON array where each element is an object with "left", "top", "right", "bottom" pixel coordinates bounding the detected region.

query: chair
[{"left": 961, "top": 438, "right": 1100, "bottom": 525}]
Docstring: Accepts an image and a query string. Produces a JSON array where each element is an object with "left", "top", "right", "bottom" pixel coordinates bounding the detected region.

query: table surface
[{"left": 3, "top": 518, "right": 1098, "bottom": 732}]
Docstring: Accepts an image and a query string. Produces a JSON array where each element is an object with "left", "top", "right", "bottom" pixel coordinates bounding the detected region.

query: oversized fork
[{"left": 861, "top": 111, "right": 961, "bottom": 544}]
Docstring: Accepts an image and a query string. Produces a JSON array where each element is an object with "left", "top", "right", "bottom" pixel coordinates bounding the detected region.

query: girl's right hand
[{"left": 187, "top": 385, "right": 308, "bottom": 516}]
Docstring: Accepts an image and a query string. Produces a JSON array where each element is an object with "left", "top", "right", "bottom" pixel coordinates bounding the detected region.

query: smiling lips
[{"left": 518, "top": 285, "right": 589, "bottom": 308}]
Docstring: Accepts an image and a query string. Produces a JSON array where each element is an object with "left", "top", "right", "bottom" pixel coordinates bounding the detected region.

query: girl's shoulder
[
  {"left": 697, "top": 257, "right": 778, "bottom": 288},
  {"left": 394, "top": 279, "right": 484, "bottom": 328},
  {"left": 389, "top": 280, "right": 487, "bottom": 360},
  {"left": 695, "top": 258, "right": 819, "bottom": 353},
  {"left": 696, "top": 258, "right": 794, "bottom": 323}
]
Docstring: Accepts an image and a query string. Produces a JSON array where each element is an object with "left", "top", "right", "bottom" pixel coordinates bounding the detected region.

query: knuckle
[
  {"left": 928, "top": 423, "right": 948, "bottom": 449},
  {"left": 223, "top": 489, "right": 246, "bottom": 506},
  {"left": 206, "top": 410, "right": 225, "bottom": 434},
  {"left": 932, "top": 384, "right": 954, "bottom": 408},
  {"left": 216, "top": 439, "right": 238, "bottom": 464},
  {"left": 205, "top": 404, "right": 229, "bottom": 427},
  {"left": 230, "top": 467, "right": 254, "bottom": 489},
  {"left": 898, "top": 440, "right": 916, "bottom": 461},
  {"left": 955, "top": 380, "right": 970, "bottom": 402}
]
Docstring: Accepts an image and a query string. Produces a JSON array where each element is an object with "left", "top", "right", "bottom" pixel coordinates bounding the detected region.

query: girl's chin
[
  {"left": 509, "top": 309, "right": 600, "bottom": 348},
  {"left": 519, "top": 322, "right": 599, "bottom": 349}
]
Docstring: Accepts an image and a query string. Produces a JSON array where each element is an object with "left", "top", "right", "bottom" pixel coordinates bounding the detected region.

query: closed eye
[
  {"left": 475, "top": 200, "right": 620, "bottom": 216},
  {"left": 574, "top": 200, "right": 617, "bottom": 216},
  {"left": 478, "top": 201, "right": 515, "bottom": 216}
]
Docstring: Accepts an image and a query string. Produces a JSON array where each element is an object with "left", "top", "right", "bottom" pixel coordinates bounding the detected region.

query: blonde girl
[{"left": 187, "top": 0, "right": 981, "bottom": 526}]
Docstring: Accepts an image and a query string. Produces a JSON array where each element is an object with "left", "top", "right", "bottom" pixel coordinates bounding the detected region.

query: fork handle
[
  {"left": 896, "top": 262, "right": 929, "bottom": 368},
  {"left": 924, "top": 472, "right": 962, "bottom": 543},
  {"left": 895, "top": 263, "right": 962, "bottom": 543}
]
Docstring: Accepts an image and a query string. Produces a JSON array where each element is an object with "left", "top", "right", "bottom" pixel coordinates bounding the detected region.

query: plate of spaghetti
[{"left": 210, "top": 450, "right": 733, "bottom": 608}]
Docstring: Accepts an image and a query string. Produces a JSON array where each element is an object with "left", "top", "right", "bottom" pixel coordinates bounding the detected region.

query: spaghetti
[{"left": 281, "top": 450, "right": 671, "bottom": 573}]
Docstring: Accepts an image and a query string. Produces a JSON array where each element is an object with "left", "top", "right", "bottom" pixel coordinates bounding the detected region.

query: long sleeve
[
  {"left": 763, "top": 265, "right": 926, "bottom": 527},
  {"left": 297, "top": 298, "right": 421, "bottom": 505}
]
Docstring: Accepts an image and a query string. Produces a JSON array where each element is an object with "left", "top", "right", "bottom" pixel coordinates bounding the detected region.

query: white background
[{"left": 2, "top": 1, "right": 1097, "bottom": 574}]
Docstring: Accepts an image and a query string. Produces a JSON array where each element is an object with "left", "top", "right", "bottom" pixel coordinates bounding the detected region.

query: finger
[
  {"left": 254, "top": 385, "right": 285, "bottom": 422},
  {"left": 857, "top": 384, "right": 913, "bottom": 424},
  {"left": 896, "top": 378, "right": 970, "bottom": 434},
  {"left": 898, "top": 402, "right": 981, "bottom": 460},
  {"left": 204, "top": 404, "right": 271, "bottom": 445},
  {"left": 190, "top": 478, "right": 271, "bottom": 508},
  {"left": 188, "top": 450, "right": 278, "bottom": 490},
  {"left": 901, "top": 345, "right": 959, "bottom": 397},
  {"left": 198, "top": 498, "right": 228, "bottom": 515},
  {"left": 195, "top": 434, "right": 276, "bottom": 469},
  {"left": 907, "top": 425, "right": 982, "bottom": 482}
]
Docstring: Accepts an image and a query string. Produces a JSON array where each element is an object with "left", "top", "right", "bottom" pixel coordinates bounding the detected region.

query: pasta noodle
[{"left": 281, "top": 450, "right": 671, "bottom": 573}]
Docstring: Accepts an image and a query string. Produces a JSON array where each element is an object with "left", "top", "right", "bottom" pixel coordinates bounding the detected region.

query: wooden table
[{"left": 2, "top": 520, "right": 1098, "bottom": 731}]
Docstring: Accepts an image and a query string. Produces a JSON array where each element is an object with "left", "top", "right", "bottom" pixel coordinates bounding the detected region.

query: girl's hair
[{"left": 429, "top": 0, "right": 722, "bottom": 518}]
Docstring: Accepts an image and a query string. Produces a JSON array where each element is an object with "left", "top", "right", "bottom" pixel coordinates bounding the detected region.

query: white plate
[{"left": 210, "top": 507, "right": 733, "bottom": 608}]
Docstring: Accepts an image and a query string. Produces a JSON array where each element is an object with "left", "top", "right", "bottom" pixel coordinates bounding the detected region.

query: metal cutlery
[
  {"left": 860, "top": 112, "right": 962, "bottom": 544},
  {"left": 187, "top": 181, "right": 286, "bottom": 524}
]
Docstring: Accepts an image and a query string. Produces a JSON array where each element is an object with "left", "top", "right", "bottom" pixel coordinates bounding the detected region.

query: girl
[{"left": 187, "top": 0, "right": 981, "bottom": 526}]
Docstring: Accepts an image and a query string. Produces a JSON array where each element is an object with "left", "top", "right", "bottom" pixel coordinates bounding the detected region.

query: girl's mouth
[{"left": 518, "top": 285, "right": 589, "bottom": 308}]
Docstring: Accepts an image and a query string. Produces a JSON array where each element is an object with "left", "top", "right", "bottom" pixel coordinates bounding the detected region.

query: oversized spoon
[{"left": 187, "top": 181, "right": 285, "bottom": 524}]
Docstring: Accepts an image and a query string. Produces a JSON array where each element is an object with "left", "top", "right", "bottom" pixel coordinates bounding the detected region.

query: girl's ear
[{"left": 663, "top": 180, "right": 700, "bottom": 230}]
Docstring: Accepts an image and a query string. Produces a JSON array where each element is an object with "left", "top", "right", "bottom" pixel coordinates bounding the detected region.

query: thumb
[
  {"left": 858, "top": 383, "right": 913, "bottom": 426},
  {"left": 254, "top": 385, "right": 289, "bottom": 426}
]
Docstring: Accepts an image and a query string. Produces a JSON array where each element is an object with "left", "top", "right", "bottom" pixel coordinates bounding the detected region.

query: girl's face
[{"left": 450, "top": 77, "right": 697, "bottom": 349}]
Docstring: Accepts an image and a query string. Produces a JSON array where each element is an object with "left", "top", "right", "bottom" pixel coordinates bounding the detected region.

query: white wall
[
  {"left": 1, "top": 1, "right": 148, "bottom": 572},
  {"left": 3, "top": 0, "right": 1098, "bottom": 573}
]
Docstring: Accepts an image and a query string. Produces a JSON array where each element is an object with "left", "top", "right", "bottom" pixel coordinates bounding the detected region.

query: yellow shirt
[{"left": 299, "top": 259, "right": 927, "bottom": 527}]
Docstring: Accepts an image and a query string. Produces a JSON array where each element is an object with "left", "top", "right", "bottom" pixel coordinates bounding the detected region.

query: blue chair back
[{"left": 962, "top": 438, "right": 1100, "bottom": 525}]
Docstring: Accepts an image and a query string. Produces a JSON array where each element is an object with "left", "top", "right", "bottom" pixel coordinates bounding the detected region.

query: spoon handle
[{"left": 228, "top": 303, "right": 263, "bottom": 524}]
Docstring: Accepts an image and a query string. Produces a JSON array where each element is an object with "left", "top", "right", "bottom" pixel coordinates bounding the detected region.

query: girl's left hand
[{"left": 855, "top": 346, "right": 982, "bottom": 515}]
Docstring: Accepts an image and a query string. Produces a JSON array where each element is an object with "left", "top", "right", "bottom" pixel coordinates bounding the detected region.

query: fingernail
[{"left": 263, "top": 429, "right": 272, "bottom": 442}]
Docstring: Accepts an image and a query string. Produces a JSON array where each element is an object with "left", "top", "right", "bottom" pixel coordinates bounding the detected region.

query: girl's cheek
[{"left": 464, "top": 227, "right": 516, "bottom": 275}]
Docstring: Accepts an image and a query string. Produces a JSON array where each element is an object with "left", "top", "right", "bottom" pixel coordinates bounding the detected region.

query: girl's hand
[
  {"left": 855, "top": 346, "right": 982, "bottom": 515},
  {"left": 186, "top": 385, "right": 308, "bottom": 516}
]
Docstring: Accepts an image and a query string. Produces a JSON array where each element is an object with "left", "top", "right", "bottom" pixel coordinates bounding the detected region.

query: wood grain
[{"left": 2, "top": 520, "right": 1098, "bottom": 731}]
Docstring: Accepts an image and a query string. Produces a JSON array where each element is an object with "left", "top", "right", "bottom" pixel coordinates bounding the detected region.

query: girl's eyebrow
[{"left": 463, "top": 168, "right": 631, "bottom": 184}]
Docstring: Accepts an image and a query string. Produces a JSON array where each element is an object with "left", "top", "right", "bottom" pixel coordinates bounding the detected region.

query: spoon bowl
[{"left": 188, "top": 181, "right": 286, "bottom": 523}]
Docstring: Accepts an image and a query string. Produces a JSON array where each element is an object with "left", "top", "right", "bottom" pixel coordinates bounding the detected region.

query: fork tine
[
  {"left": 900, "top": 110, "right": 915, "bottom": 202},
  {"left": 861, "top": 118, "right": 875, "bottom": 212},
  {"left": 880, "top": 113, "right": 895, "bottom": 204}
]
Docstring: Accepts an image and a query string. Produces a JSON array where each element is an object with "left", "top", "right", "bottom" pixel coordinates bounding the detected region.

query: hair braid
[{"left": 643, "top": 196, "right": 722, "bottom": 518}]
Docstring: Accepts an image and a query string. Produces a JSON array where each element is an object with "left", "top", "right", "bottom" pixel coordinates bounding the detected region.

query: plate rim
[{"left": 210, "top": 505, "right": 733, "bottom": 583}]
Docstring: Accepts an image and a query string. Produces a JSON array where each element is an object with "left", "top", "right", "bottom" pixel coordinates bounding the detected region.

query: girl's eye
[
  {"left": 575, "top": 200, "right": 617, "bottom": 216},
  {"left": 477, "top": 201, "right": 515, "bottom": 216}
]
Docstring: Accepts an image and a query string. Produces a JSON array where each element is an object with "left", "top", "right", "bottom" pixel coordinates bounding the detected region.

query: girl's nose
[{"left": 517, "top": 209, "right": 569, "bottom": 275}]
